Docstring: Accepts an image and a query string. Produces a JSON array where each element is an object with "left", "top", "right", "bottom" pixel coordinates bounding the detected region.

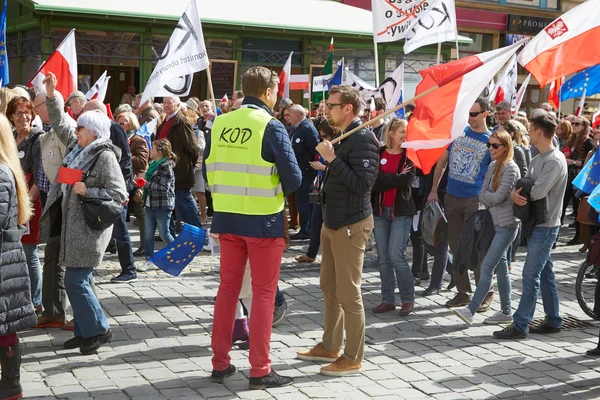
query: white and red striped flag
[
  {"left": 548, "top": 77, "right": 564, "bottom": 110},
  {"left": 278, "top": 51, "right": 293, "bottom": 100},
  {"left": 492, "top": 54, "right": 517, "bottom": 105},
  {"left": 289, "top": 74, "right": 309, "bottom": 91},
  {"left": 513, "top": 73, "right": 531, "bottom": 116},
  {"left": 403, "top": 40, "right": 525, "bottom": 174},
  {"left": 518, "top": 0, "right": 600, "bottom": 88},
  {"left": 28, "top": 29, "right": 78, "bottom": 99},
  {"left": 575, "top": 89, "right": 586, "bottom": 117},
  {"left": 592, "top": 110, "right": 600, "bottom": 129},
  {"left": 85, "top": 70, "right": 110, "bottom": 103}
]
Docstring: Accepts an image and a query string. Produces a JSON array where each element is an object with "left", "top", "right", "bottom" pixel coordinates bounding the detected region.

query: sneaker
[
  {"left": 133, "top": 247, "right": 145, "bottom": 257},
  {"left": 483, "top": 311, "right": 512, "bottom": 325},
  {"left": 64, "top": 336, "right": 87, "bottom": 350},
  {"left": 320, "top": 356, "right": 362, "bottom": 377},
  {"left": 398, "top": 302, "right": 414, "bottom": 316},
  {"left": 477, "top": 292, "right": 494, "bottom": 313},
  {"left": 80, "top": 330, "right": 114, "bottom": 355},
  {"left": 529, "top": 318, "right": 562, "bottom": 334},
  {"left": 136, "top": 260, "right": 157, "bottom": 272},
  {"left": 372, "top": 302, "right": 395, "bottom": 313},
  {"left": 493, "top": 324, "right": 527, "bottom": 340},
  {"left": 446, "top": 293, "right": 471, "bottom": 308},
  {"left": 297, "top": 343, "right": 340, "bottom": 363},
  {"left": 248, "top": 369, "right": 293, "bottom": 390},
  {"left": 211, "top": 364, "right": 236, "bottom": 383},
  {"left": 453, "top": 306, "right": 474, "bottom": 325},
  {"left": 110, "top": 272, "right": 138, "bottom": 283},
  {"left": 272, "top": 300, "right": 288, "bottom": 327}
]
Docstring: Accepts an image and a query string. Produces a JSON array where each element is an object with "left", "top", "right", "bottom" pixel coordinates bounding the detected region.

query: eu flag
[
  {"left": 0, "top": 0, "right": 8, "bottom": 87},
  {"left": 560, "top": 64, "right": 600, "bottom": 102},
  {"left": 573, "top": 150, "right": 600, "bottom": 194},
  {"left": 588, "top": 184, "right": 600, "bottom": 218},
  {"left": 149, "top": 223, "right": 207, "bottom": 277},
  {"left": 395, "top": 90, "right": 405, "bottom": 119}
]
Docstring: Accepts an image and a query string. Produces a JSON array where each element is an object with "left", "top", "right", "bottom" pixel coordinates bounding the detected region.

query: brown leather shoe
[
  {"left": 372, "top": 303, "right": 395, "bottom": 313},
  {"left": 320, "top": 356, "right": 362, "bottom": 376},
  {"left": 446, "top": 293, "right": 471, "bottom": 308},
  {"left": 477, "top": 292, "right": 494, "bottom": 313},
  {"left": 35, "top": 315, "right": 66, "bottom": 329},
  {"left": 398, "top": 302, "right": 414, "bottom": 316},
  {"left": 295, "top": 255, "right": 316, "bottom": 263},
  {"left": 63, "top": 319, "right": 75, "bottom": 331},
  {"left": 297, "top": 343, "right": 340, "bottom": 363}
]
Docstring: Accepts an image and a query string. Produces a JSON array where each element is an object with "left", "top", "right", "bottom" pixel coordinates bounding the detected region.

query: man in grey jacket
[{"left": 494, "top": 113, "right": 567, "bottom": 339}]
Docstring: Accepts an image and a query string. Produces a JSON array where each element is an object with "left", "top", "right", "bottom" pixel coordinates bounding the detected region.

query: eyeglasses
[
  {"left": 469, "top": 111, "right": 485, "bottom": 118},
  {"left": 486, "top": 142, "right": 504, "bottom": 149},
  {"left": 573, "top": 122, "right": 583, "bottom": 127},
  {"left": 13, "top": 111, "right": 31, "bottom": 118},
  {"left": 326, "top": 103, "right": 346, "bottom": 110}
]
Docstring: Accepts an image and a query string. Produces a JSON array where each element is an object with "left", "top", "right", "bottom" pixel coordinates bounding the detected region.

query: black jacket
[
  {"left": 455, "top": 210, "right": 495, "bottom": 274},
  {"left": 371, "top": 148, "right": 416, "bottom": 217},
  {"left": 513, "top": 177, "right": 548, "bottom": 238},
  {"left": 321, "top": 119, "right": 379, "bottom": 230},
  {"left": 291, "top": 118, "right": 320, "bottom": 182},
  {"left": 110, "top": 121, "right": 133, "bottom": 192}
]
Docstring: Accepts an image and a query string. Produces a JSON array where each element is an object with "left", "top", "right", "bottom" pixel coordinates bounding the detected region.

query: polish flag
[
  {"left": 513, "top": 73, "right": 531, "bottom": 116},
  {"left": 575, "top": 88, "right": 586, "bottom": 117},
  {"left": 370, "top": 96, "right": 376, "bottom": 118},
  {"left": 492, "top": 54, "right": 517, "bottom": 105},
  {"left": 403, "top": 40, "right": 525, "bottom": 174},
  {"left": 548, "top": 77, "right": 564, "bottom": 110},
  {"left": 592, "top": 110, "right": 600, "bottom": 129},
  {"left": 28, "top": 29, "right": 77, "bottom": 99},
  {"left": 85, "top": 70, "right": 111, "bottom": 103},
  {"left": 290, "top": 74, "right": 309, "bottom": 91},
  {"left": 518, "top": 0, "right": 600, "bottom": 88},
  {"left": 220, "top": 94, "right": 228, "bottom": 103},
  {"left": 278, "top": 51, "right": 293, "bottom": 99}
]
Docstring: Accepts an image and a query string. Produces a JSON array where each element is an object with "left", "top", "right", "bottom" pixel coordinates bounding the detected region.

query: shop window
[{"left": 458, "top": 32, "right": 494, "bottom": 56}]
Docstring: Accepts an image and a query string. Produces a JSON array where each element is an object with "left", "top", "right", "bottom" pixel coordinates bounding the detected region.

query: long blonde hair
[
  {"left": 490, "top": 130, "right": 514, "bottom": 191},
  {"left": 382, "top": 118, "right": 407, "bottom": 149},
  {"left": 0, "top": 115, "right": 31, "bottom": 224}
]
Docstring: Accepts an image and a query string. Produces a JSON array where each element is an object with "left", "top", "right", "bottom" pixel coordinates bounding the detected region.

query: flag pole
[
  {"left": 330, "top": 85, "right": 439, "bottom": 145},
  {"left": 206, "top": 64, "right": 218, "bottom": 114},
  {"left": 341, "top": 57, "right": 345, "bottom": 85},
  {"left": 436, "top": 42, "right": 442, "bottom": 65},
  {"left": 374, "top": 42, "right": 380, "bottom": 87}
]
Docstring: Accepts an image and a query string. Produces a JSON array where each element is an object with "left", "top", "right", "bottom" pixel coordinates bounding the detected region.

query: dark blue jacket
[
  {"left": 291, "top": 117, "right": 320, "bottom": 182},
  {"left": 203, "top": 97, "right": 302, "bottom": 238},
  {"left": 110, "top": 121, "right": 133, "bottom": 192}
]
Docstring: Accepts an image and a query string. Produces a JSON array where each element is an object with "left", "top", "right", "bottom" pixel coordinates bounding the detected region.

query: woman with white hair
[{"left": 40, "top": 106, "right": 127, "bottom": 355}]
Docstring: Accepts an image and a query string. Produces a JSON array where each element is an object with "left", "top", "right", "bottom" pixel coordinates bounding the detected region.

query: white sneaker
[
  {"left": 483, "top": 310, "right": 512, "bottom": 325},
  {"left": 136, "top": 260, "right": 157, "bottom": 272},
  {"left": 453, "top": 306, "right": 474, "bottom": 325}
]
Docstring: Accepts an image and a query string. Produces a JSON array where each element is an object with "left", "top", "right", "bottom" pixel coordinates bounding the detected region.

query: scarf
[
  {"left": 61, "top": 139, "right": 109, "bottom": 197},
  {"left": 142, "top": 158, "right": 166, "bottom": 203}
]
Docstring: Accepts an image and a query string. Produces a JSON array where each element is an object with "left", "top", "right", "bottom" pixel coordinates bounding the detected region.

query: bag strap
[{"left": 81, "top": 150, "right": 107, "bottom": 183}]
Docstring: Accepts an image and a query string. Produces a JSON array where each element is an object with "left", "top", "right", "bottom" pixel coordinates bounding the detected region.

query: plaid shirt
[
  {"left": 145, "top": 160, "right": 175, "bottom": 210},
  {"left": 37, "top": 158, "right": 52, "bottom": 194}
]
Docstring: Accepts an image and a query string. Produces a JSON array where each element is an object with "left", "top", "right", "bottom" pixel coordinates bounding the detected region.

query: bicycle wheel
[{"left": 576, "top": 260, "right": 599, "bottom": 320}]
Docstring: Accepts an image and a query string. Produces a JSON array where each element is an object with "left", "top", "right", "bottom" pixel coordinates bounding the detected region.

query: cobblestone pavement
[{"left": 22, "top": 218, "right": 600, "bottom": 399}]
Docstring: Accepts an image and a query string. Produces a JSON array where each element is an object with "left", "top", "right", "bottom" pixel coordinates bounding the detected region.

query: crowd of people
[{"left": 0, "top": 64, "right": 599, "bottom": 396}]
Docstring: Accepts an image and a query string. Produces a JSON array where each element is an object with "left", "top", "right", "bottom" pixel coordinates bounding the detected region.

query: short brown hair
[
  {"left": 242, "top": 66, "right": 279, "bottom": 98},
  {"left": 329, "top": 85, "right": 361, "bottom": 115},
  {"left": 7, "top": 97, "right": 35, "bottom": 124}
]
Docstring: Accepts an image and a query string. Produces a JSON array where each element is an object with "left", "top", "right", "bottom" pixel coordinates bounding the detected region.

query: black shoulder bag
[{"left": 79, "top": 151, "right": 123, "bottom": 231}]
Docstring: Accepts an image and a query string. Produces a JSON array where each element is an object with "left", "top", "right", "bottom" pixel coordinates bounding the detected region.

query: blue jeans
[
  {"left": 513, "top": 226, "right": 562, "bottom": 333},
  {"left": 468, "top": 226, "right": 518, "bottom": 315},
  {"left": 144, "top": 208, "right": 175, "bottom": 258},
  {"left": 175, "top": 189, "right": 201, "bottom": 228},
  {"left": 295, "top": 180, "right": 313, "bottom": 235},
  {"left": 374, "top": 208, "right": 415, "bottom": 304},
  {"left": 426, "top": 241, "right": 452, "bottom": 291},
  {"left": 64, "top": 267, "right": 110, "bottom": 338},
  {"left": 22, "top": 244, "right": 42, "bottom": 307},
  {"left": 306, "top": 204, "right": 323, "bottom": 259},
  {"left": 112, "top": 205, "right": 135, "bottom": 275}
]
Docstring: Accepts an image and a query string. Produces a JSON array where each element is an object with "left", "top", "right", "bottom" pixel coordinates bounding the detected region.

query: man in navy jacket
[{"left": 287, "top": 105, "right": 320, "bottom": 240}]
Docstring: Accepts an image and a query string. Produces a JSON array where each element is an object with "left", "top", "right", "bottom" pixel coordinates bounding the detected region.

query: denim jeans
[
  {"left": 468, "top": 226, "right": 518, "bottom": 315},
  {"left": 513, "top": 226, "right": 562, "bottom": 333},
  {"left": 64, "top": 267, "right": 110, "bottom": 338},
  {"left": 295, "top": 179, "right": 313, "bottom": 235},
  {"left": 175, "top": 189, "right": 201, "bottom": 228},
  {"left": 306, "top": 204, "right": 323, "bottom": 259},
  {"left": 374, "top": 208, "right": 415, "bottom": 304},
  {"left": 426, "top": 241, "right": 452, "bottom": 291},
  {"left": 22, "top": 244, "right": 42, "bottom": 307},
  {"left": 112, "top": 205, "right": 135, "bottom": 275},
  {"left": 144, "top": 208, "right": 175, "bottom": 258}
]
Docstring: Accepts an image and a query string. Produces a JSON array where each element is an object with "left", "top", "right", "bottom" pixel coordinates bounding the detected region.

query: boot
[
  {"left": 0, "top": 341, "right": 23, "bottom": 400},
  {"left": 232, "top": 318, "right": 249, "bottom": 344}
]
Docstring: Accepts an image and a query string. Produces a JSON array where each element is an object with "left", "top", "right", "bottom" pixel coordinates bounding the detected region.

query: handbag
[
  {"left": 577, "top": 197, "right": 593, "bottom": 225},
  {"left": 79, "top": 151, "right": 123, "bottom": 231}
]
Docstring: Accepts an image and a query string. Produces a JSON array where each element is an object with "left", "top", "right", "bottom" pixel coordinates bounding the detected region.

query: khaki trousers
[{"left": 320, "top": 215, "right": 374, "bottom": 362}]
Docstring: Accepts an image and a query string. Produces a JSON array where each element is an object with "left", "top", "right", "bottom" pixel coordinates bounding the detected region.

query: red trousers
[{"left": 211, "top": 234, "right": 284, "bottom": 377}]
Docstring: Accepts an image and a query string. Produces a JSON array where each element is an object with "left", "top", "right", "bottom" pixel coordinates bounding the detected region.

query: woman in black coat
[{"left": 0, "top": 114, "right": 37, "bottom": 399}]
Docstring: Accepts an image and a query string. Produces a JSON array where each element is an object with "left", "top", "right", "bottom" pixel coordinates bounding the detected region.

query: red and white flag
[
  {"left": 403, "top": 40, "right": 525, "bottom": 174},
  {"left": 492, "top": 54, "right": 518, "bottom": 105},
  {"left": 513, "top": 73, "right": 531, "bottom": 116},
  {"left": 548, "top": 77, "right": 564, "bottom": 110},
  {"left": 575, "top": 88, "right": 586, "bottom": 117},
  {"left": 518, "top": 0, "right": 600, "bottom": 88},
  {"left": 220, "top": 94, "right": 228, "bottom": 103},
  {"left": 290, "top": 74, "right": 309, "bottom": 91},
  {"left": 370, "top": 96, "right": 376, "bottom": 118},
  {"left": 278, "top": 51, "right": 293, "bottom": 99},
  {"left": 85, "top": 70, "right": 110, "bottom": 103},
  {"left": 592, "top": 110, "right": 600, "bottom": 129},
  {"left": 28, "top": 29, "right": 77, "bottom": 99}
]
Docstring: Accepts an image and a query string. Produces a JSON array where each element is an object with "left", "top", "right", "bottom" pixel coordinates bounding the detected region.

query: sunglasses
[
  {"left": 469, "top": 111, "right": 485, "bottom": 118},
  {"left": 486, "top": 142, "right": 504, "bottom": 149}
]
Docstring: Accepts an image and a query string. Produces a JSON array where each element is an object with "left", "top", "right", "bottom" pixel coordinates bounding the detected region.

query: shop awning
[{"left": 27, "top": 0, "right": 472, "bottom": 43}]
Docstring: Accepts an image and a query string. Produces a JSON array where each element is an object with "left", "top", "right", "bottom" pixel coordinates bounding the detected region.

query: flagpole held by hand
[{"left": 206, "top": 63, "right": 218, "bottom": 113}]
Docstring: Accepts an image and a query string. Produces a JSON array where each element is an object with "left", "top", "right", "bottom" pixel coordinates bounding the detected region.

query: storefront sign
[{"left": 507, "top": 15, "right": 555, "bottom": 34}]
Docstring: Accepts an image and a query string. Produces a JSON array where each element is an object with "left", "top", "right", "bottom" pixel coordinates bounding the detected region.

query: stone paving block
[{"left": 411, "top": 380, "right": 450, "bottom": 395}]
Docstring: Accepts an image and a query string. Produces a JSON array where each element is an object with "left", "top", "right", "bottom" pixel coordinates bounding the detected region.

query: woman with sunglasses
[{"left": 453, "top": 131, "right": 520, "bottom": 325}]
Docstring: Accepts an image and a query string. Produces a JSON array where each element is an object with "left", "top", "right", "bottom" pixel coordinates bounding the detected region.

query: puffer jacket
[
  {"left": 0, "top": 163, "right": 37, "bottom": 334},
  {"left": 479, "top": 160, "right": 520, "bottom": 227},
  {"left": 321, "top": 119, "right": 379, "bottom": 230},
  {"left": 39, "top": 124, "right": 128, "bottom": 268}
]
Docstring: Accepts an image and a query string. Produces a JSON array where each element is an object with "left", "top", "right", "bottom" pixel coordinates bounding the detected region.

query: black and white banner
[{"left": 404, "top": 0, "right": 458, "bottom": 54}]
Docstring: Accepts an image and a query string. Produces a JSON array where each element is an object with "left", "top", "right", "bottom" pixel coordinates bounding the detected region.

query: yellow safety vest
[{"left": 205, "top": 107, "right": 284, "bottom": 215}]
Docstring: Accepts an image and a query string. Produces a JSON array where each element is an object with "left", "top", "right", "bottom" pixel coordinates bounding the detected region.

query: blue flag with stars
[
  {"left": 588, "top": 184, "right": 600, "bottom": 219},
  {"left": 395, "top": 90, "right": 405, "bottom": 119},
  {"left": 150, "top": 223, "right": 207, "bottom": 277},
  {"left": 573, "top": 150, "right": 600, "bottom": 194},
  {"left": 560, "top": 64, "right": 600, "bottom": 102},
  {"left": 0, "top": 0, "right": 8, "bottom": 87}
]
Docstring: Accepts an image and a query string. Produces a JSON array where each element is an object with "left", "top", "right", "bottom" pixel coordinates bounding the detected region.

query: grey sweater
[
  {"left": 479, "top": 160, "right": 520, "bottom": 227},
  {"left": 527, "top": 147, "right": 568, "bottom": 228}
]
